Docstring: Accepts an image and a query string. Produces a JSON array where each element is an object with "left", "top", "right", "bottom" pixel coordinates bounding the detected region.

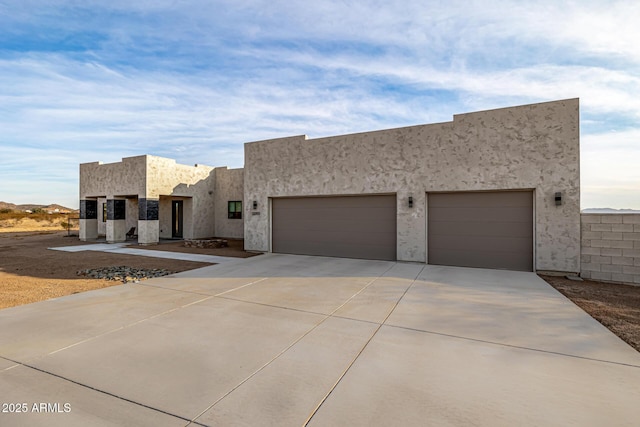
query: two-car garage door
[
  {"left": 272, "top": 195, "right": 396, "bottom": 261},
  {"left": 428, "top": 191, "right": 533, "bottom": 271}
]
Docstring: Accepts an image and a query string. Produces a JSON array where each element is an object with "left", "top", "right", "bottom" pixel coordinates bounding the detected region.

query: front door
[{"left": 172, "top": 200, "right": 183, "bottom": 238}]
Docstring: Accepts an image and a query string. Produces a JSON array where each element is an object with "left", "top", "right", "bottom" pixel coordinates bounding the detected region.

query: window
[
  {"left": 102, "top": 203, "right": 107, "bottom": 222},
  {"left": 228, "top": 201, "right": 242, "bottom": 219}
]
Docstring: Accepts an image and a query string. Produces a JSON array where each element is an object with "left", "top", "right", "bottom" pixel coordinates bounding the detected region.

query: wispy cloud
[{"left": 0, "top": 1, "right": 638, "bottom": 208}]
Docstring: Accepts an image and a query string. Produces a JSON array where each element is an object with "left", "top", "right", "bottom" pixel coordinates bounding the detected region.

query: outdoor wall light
[
  {"left": 554, "top": 192, "right": 562, "bottom": 206},
  {"left": 408, "top": 196, "right": 414, "bottom": 208},
  {"left": 253, "top": 200, "right": 258, "bottom": 210}
]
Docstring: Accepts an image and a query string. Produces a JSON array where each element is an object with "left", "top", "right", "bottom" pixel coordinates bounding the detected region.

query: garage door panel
[
  {"left": 428, "top": 191, "right": 533, "bottom": 271},
  {"left": 272, "top": 228, "right": 396, "bottom": 246},
  {"left": 275, "top": 197, "right": 395, "bottom": 210},
  {"left": 277, "top": 208, "right": 396, "bottom": 222},
  {"left": 428, "top": 248, "right": 533, "bottom": 272},
  {"left": 428, "top": 206, "right": 533, "bottom": 223},
  {"left": 428, "top": 191, "right": 532, "bottom": 208},
  {"left": 429, "top": 235, "right": 533, "bottom": 253},
  {"left": 273, "top": 240, "right": 395, "bottom": 260},
  {"left": 273, "top": 216, "right": 395, "bottom": 232},
  {"left": 429, "top": 221, "right": 532, "bottom": 238},
  {"left": 272, "top": 195, "right": 396, "bottom": 261}
]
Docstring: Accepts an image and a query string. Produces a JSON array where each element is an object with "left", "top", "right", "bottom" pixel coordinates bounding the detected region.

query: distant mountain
[
  {"left": 0, "top": 201, "right": 76, "bottom": 213},
  {"left": 0, "top": 201, "right": 17, "bottom": 210},
  {"left": 46, "top": 204, "right": 76, "bottom": 212},
  {"left": 582, "top": 208, "right": 640, "bottom": 214}
]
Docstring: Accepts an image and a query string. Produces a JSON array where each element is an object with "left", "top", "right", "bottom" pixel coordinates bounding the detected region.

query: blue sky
[{"left": 1, "top": 0, "right": 638, "bottom": 209}]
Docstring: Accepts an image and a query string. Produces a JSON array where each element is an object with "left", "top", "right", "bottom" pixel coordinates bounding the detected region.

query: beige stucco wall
[
  {"left": 214, "top": 167, "right": 244, "bottom": 238},
  {"left": 581, "top": 214, "right": 640, "bottom": 285},
  {"left": 146, "top": 156, "right": 215, "bottom": 239},
  {"left": 80, "top": 156, "right": 147, "bottom": 199},
  {"left": 80, "top": 155, "right": 217, "bottom": 241},
  {"left": 244, "top": 98, "right": 580, "bottom": 272}
]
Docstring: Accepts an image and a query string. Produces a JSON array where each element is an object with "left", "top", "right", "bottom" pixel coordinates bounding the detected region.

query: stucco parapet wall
[
  {"left": 144, "top": 155, "right": 215, "bottom": 199},
  {"left": 80, "top": 155, "right": 217, "bottom": 198},
  {"left": 80, "top": 155, "right": 148, "bottom": 198},
  {"left": 244, "top": 98, "right": 580, "bottom": 272}
]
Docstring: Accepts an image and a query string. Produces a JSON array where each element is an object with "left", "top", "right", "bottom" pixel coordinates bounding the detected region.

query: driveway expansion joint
[
  {"left": 190, "top": 263, "right": 401, "bottom": 425},
  {"left": 383, "top": 324, "right": 640, "bottom": 369},
  {"left": 303, "top": 264, "right": 428, "bottom": 425},
  {"left": 0, "top": 357, "right": 207, "bottom": 425}
]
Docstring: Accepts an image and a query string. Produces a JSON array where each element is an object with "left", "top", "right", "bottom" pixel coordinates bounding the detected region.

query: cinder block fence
[{"left": 581, "top": 214, "right": 640, "bottom": 285}]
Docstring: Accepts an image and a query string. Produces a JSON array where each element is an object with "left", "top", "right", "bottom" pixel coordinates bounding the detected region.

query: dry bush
[
  {"left": 0, "top": 212, "right": 74, "bottom": 231},
  {"left": 0, "top": 211, "right": 68, "bottom": 222}
]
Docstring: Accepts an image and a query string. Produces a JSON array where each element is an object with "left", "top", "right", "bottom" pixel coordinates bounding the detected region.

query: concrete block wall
[{"left": 581, "top": 214, "right": 640, "bottom": 285}]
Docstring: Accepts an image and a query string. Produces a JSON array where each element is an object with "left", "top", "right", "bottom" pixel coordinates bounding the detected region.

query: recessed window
[
  {"left": 228, "top": 201, "right": 242, "bottom": 219},
  {"left": 102, "top": 203, "right": 107, "bottom": 222}
]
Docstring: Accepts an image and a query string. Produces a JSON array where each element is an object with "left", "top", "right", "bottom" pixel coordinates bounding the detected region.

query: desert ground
[
  {"left": 0, "top": 230, "right": 255, "bottom": 310},
  {"left": 0, "top": 211, "right": 75, "bottom": 233},
  {"left": 0, "top": 228, "right": 638, "bottom": 352}
]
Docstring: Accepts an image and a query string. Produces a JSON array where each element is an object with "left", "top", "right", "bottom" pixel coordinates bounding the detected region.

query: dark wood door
[{"left": 172, "top": 200, "right": 183, "bottom": 238}]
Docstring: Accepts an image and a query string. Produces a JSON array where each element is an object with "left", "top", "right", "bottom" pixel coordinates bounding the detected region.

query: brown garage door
[
  {"left": 272, "top": 195, "right": 396, "bottom": 261},
  {"left": 428, "top": 191, "right": 533, "bottom": 271}
]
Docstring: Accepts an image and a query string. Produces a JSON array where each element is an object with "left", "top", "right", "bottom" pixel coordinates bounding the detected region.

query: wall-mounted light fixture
[
  {"left": 408, "top": 196, "right": 413, "bottom": 208},
  {"left": 253, "top": 200, "right": 258, "bottom": 210},
  {"left": 554, "top": 192, "right": 562, "bottom": 206}
]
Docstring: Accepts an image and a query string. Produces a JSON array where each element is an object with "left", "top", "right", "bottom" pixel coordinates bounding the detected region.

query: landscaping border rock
[
  {"left": 183, "top": 239, "right": 228, "bottom": 248},
  {"left": 77, "top": 266, "right": 173, "bottom": 283}
]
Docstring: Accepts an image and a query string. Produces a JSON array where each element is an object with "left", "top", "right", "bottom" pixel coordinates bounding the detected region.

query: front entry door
[{"left": 172, "top": 200, "right": 183, "bottom": 238}]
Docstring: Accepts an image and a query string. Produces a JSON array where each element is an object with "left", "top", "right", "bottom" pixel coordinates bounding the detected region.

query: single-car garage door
[
  {"left": 428, "top": 191, "right": 533, "bottom": 271},
  {"left": 272, "top": 195, "right": 396, "bottom": 261}
]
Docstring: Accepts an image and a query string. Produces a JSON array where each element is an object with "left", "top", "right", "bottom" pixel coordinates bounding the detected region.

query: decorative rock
[
  {"left": 77, "top": 266, "right": 174, "bottom": 283},
  {"left": 183, "top": 239, "right": 228, "bottom": 248}
]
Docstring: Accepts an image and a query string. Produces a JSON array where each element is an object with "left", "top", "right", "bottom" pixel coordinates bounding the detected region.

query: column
[
  {"left": 79, "top": 199, "right": 98, "bottom": 241},
  {"left": 106, "top": 198, "right": 126, "bottom": 243},
  {"left": 138, "top": 198, "right": 160, "bottom": 245}
]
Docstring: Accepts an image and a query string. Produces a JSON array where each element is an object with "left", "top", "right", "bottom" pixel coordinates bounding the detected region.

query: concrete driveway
[{"left": 1, "top": 254, "right": 639, "bottom": 426}]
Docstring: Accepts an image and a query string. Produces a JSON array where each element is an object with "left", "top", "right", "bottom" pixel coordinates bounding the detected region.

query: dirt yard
[
  {"left": 1, "top": 231, "right": 638, "bottom": 353},
  {"left": 0, "top": 231, "right": 256, "bottom": 310}
]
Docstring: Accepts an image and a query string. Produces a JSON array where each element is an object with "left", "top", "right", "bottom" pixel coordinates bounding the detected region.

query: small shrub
[{"left": 0, "top": 211, "right": 26, "bottom": 221}]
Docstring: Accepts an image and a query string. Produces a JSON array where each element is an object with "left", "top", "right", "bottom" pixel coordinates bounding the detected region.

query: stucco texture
[
  {"left": 146, "top": 156, "right": 215, "bottom": 239},
  {"left": 80, "top": 155, "right": 217, "bottom": 242},
  {"left": 244, "top": 99, "right": 580, "bottom": 272},
  {"left": 80, "top": 156, "right": 147, "bottom": 199},
  {"left": 214, "top": 167, "right": 244, "bottom": 239}
]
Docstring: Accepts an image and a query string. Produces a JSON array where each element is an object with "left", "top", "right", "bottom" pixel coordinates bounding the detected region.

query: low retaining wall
[{"left": 581, "top": 214, "right": 640, "bottom": 285}]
